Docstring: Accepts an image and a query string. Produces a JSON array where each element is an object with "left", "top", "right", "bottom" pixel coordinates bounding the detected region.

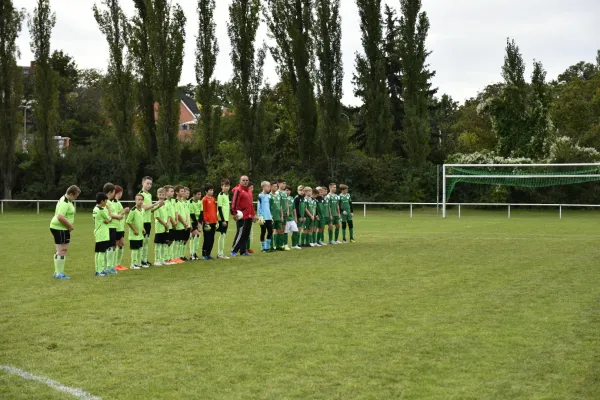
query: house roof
[{"left": 181, "top": 94, "right": 200, "bottom": 116}]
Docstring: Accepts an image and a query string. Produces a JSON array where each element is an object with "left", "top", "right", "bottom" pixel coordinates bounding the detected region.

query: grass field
[{"left": 1, "top": 209, "right": 600, "bottom": 399}]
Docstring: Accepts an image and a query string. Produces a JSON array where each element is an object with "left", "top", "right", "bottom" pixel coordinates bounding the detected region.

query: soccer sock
[
  {"left": 154, "top": 243, "right": 161, "bottom": 263},
  {"left": 247, "top": 237, "right": 251, "bottom": 250},
  {"left": 53, "top": 255, "right": 60, "bottom": 274},
  {"left": 328, "top": 229, "right": 333, "bottom": 243},
  {"left": 350, "top": 228, "right": 354, "bottom": 240},
  {"left": 95, "top": 253, "right": 102, "bottom": 273},
  {"left": 285, "top": 233, "right": 289, "bottom": 247},
  {"left": 313, "top": 232, "right": 317, "bottom": 244},
  {"left": 335, "top": 227, "right": 340, "bottom": 241},
  {"left": 342, "top": 227, "right": 347, "bottom": 241},
  {"left": 141, "top": 237, "right": 149, "bottom": 262},
  {"left": 106, "top": 248, "right": 115, "bottom": 269},
  {"left": 196, "top": 236, "right": 201, "bottom": 255},
  {"left": 280, "top": 234, "right": 286, "bottom": 248},
  {"left": 218, "top": 233, "right": 225, "bottom": 255},
  {"left": 292, "top": 232, "right": 299, "bottom": 247},
  {"left": 58, "top": 256, "right": 65, "bottom": 273},
  {"left": 116, "top": 246, "right": 124, "bottom": 266}
]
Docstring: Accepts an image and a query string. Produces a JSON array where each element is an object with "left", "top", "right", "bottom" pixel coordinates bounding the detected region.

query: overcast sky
[{"left": 15, "top": 0, "right": 600, "bottom": 106}]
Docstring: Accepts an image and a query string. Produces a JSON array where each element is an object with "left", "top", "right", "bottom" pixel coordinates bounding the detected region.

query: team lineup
[{"left": 48, "top": 176, "right": 356, "bottom": 279}]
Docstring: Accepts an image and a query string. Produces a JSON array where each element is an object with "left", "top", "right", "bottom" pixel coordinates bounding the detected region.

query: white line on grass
[{"left": 0, "top": 365, "right": 102, "bottom": 400}]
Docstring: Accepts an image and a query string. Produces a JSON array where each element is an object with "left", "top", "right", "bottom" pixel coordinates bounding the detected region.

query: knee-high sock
[
  {"left": 285, "top": 233, "right": 289, "bottom": 247},
  {"left": 328, "top": 228, "right": 333, "bottom": 242},
  {"left": 342, "top": 222, "right": 347, "bottom": 241},
  {"left": 95, "top": 253, "right": 103, "bottom": 273},
  {"left": 335, "top": 227, "right": 340, "bottom": 241},
  {"left": 106, "top": 248, "right": 115, "bottom": 269},
  {"left": 141, "top": 237, "right": 149, "bottom": 262},
  {"left": 292, "top": 232, "right": 299, "bottom": 247},
  {"left": 154, "top": 243, "right": 161, "bottom": 263},
  {"left": 116, "top": 246, "right": 124, "bottom": 266},
  {"left": 54, "top": 255, "right": 65, "bottom": 274},
  {"left": 131, "top": 248, "right": 138, "bottom": 267},
  {"left": 218, "top": 233, "right": 226, "bottom": 255},
  {"left": 312, "top": 231, "right": 316, "bottom": 244}
]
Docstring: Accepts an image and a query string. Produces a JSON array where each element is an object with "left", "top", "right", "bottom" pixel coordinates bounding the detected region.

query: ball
[
  {"left": 203, "top": 223, "right": 211, "bottom": 231},
  {"left": 236, "top": 210, "right": 243, "bottom": 219},
  {"left": 258, "top": 216, "right": 265, "bottom": 225}
]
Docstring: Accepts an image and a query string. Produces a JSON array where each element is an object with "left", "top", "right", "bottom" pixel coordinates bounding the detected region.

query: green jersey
[
  {"left": 308, "top": 198, "right": 317, "bottom": 216},
  {"left": 126, "top": 207, "right": 145, "bottom": 240},
  {"left": 108, "top": 199, "right": 123, "bottom": 230},
  {"left": 279, "top": 191, "right": 289, "bottom": 219},
  {"left": 285, "top": 195, "right": 295, "bottom": 222},
  {"left": 154, "top": 203, "right": 169, "bottom": 234},
  {"left": 340, "top": 193, "right": 352, "bottom": 214},
  {"left": 270, "top": 191, "right": 282, "bottom": 221},
  {"left": 316, "top": 196, "right": 326, "bottom": 218},
  {"left": 139, "top": 191, "right": 153, "bottom": 223},
  {"left": 326, "top": 193, "right": 341, "bottom": 217},
  {"left": 217, "top": 192, "right": 230, "bottom": 222},
  {"left": 298, "top": 197, "right": 307, "bottom": 220},
  {"left": 93, "top": 205, "right": 110, "bottom": 243},
  {"left": 50, "top": 196, "right": 75, "bottom": 230}
]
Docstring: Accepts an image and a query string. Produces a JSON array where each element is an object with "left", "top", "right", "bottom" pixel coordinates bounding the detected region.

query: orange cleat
[
  {"left": 174, "top": 258, "right": 184, "bottom": 264},
  {"left": 114, "top": 265, "right": 128, "bottom": 271},
  {"left": 247, "top": 249, "right": 255, "bottom": 254}
]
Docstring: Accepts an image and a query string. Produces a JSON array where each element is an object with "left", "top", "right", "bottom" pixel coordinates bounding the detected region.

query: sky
[{"left": 14, "top": 0, "right": 600, "bottom": 106}]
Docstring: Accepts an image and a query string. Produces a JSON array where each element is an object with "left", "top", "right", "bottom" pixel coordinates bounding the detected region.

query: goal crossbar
[{"left": 442, "top": 163, "right": 600, "bottom": 218}]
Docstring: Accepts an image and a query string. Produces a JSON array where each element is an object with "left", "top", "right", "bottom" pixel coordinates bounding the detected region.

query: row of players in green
[{"left": 257, "top": 181, "right": 355, "bottom": 252}]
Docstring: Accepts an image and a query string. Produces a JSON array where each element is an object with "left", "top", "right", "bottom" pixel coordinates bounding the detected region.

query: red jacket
[{"left": 231, "top": 184, "right": 255, "bottom": 220}]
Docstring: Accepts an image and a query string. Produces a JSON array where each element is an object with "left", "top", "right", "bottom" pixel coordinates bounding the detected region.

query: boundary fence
[{"left": 2, "top": 199, "right": 600, "bottom": 219}]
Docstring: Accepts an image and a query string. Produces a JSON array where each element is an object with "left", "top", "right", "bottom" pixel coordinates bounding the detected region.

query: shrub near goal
[{"left": 442, "top": 163, "right": 600, "bottom": 218}]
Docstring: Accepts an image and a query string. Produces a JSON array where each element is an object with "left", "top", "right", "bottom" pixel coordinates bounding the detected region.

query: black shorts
[
  {"left": 143, "top": 223, "right": 152, "bottom": 238},
  {"left": 154, "top": 232, "right": 168, "bottom": 244},
  {"left": 109, "top": 228, "right": 117, "bottom": 247},
  {"left": 116, "top": 231, "right": 125, "bottom": 241},
  {"left": 217, "top": 221, "right": 228, "bottom": 234},
  {"left": 95, "top": 240, "right": 111, "bottom": 253},
  {"left": 186, "top": 228, "right": 191, "bottom": 241},
  {"left": 174, "top": 229, "right": 185, "bottom": 241},
  {"left": 50, "top": 228, "right": 70, "bottom": 245},
  {"left": 168, "top": 230, "right": 176, "bottom": 242},
  {"left": 130, "top": 239, "right": 143, "bottom": 250}
]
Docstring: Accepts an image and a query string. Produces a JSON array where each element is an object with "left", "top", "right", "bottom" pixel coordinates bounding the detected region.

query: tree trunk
[
  {"left": 3, "top": 179, "right": 12, "bottom": 200},
  {"left": 127, "top": 181, "right": 136, "bottom": 201}
]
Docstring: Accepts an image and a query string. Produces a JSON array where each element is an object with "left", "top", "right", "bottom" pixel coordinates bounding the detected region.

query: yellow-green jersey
[
  {"left": 138, "top": 191, "right": 153, "bottom": 223},
  {"left": 108, "top": 199, "right": 123, "bottom": 230},
  {"left": 166, "top": 198, "right": 177, "bottom": 229},
  {"left": 154, "top": 202, "right": 169, "bottom": 234},
  {"left": 175, "top": 200, "right": 186, "bottom": 230},
  {"left": 93, "top": 205, "right": 110, "bottom": 242},
  {"left": 126, "top": 207, "right": 145, "bottom": 240},
  {"left": 50, "top": 196, "right": 75, "bottom": 230},
  {"left": 217, "top": 192, "right": 230, "bottom": 222}
]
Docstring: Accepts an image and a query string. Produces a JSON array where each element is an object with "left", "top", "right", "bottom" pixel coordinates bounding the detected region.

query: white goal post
[{"left": 442, "top": 163, "right": 600, "bottom": 218}]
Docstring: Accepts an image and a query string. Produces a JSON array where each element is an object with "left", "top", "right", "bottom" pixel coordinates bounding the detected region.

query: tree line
[{"left": 1, "top": 0, "right": 600, "bottom": 205}]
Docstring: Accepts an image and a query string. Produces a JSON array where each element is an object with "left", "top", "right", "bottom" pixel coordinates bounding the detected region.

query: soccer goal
[{"left": 442, "top": 163, "right": 600, "bottom": 218}]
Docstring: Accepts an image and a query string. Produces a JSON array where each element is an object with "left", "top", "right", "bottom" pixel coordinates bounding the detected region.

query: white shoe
[
  {"left": 336, "top": 241, "right": 342, "bottom": 244},
  {"left": 309, "top": 243, "right": 315, "bottom": 247},
  {"left": 165, "top": 261, "right": 176, "bottom": 265},
  {"left": 329, "top": 241, "right": 336, "bottom": 245},
  {"left": 217, "top": 254, "right": 230, "bottom": 260},
  {"left": 284, "top": 245, "right": 291, "bottom": 250},
  {"left": 154, "top": 261, "right": 164, "bottom": 266},
  {"left": 292, "top": 245, "right": 302, "bottom": 250},
  {"left": 320, "top": 241, "right": 327, "bottom": 246},
  {"left": 315, "top": 243, "right": 322, "bottom": 247},
  {"left": 131, "top": 265, "right": 141, "bottom": 270},
  {"left": 141, "top": 263, "right": 150, "bottom": 268}
]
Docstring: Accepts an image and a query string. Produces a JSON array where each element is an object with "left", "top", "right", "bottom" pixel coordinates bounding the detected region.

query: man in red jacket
[{"left": 230, "top": 175, "right": 255, "bottom": 256}]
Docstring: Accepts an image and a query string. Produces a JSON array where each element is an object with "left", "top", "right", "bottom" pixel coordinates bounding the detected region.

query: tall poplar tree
[
  {"left": 0, "top": 0, "right": 24, "bottom": 199},
  {"left": 93, "top": 0, "right": 138, "bottom": 196},
  {"left": 228, "top": 0, "right": 266, "bottom": 175},
  {"left": 383, "top": 5, "right": 404, "bottom": 135},
  {"left": 314, "top": 0, "right": 344, "bottom": 177},
  {"left": 29, "top": 0, "right": 59, "bottom": 188},
  {"left": 264, "top": 0, "right": 318, "bottom": 164},
  {"left": 354, "top": 0, "right": 392, "bottom": 156},
  {"left": 398, "top": 0, "right": 434, "bottom": 167},
  {"left": 195, "top": 0, "right": 220, "bottom": 165}
]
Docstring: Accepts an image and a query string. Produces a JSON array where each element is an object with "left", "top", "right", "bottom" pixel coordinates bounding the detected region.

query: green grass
[{"left": 1, "top": 209, "right": 600, "bottom": 399}]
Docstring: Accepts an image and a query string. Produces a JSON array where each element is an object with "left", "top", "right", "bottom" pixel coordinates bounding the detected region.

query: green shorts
[
  {"left": 330, "top": 216, "right": 340, "bottom": 225},
  {"left": 303, "top": 219, "right": 313, "bottom": 230},
  {"left": 316, "top": 219, "right": 326, "bottom": 229},
  {"left": 273, "top": 220, "right": 283, "bottom": 231},
  {"left": 341, "top": 212, "right": 353, "bottom": 222}
]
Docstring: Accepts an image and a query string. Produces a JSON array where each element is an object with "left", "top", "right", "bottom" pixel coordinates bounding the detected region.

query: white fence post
[
  {"left": 508, "top": 204, "right": 511, "bottom": 219},
  {"left": 410, "top": 204, "right": 413, "bottom": 218},
  {"left": 1, "top": 200, "right": 3, "bottom": 214},
  {"left": 37, "top": 200, "right": 40, "bottom": 214},
  {"left": 458, "top": 204, "right": 461, "bottom": 218},
  {"left": 559, "top": 205, "right": 562, "bottom": 219},
  {"left": 363, "top": 203, "right": 366, "bottom": 218}
]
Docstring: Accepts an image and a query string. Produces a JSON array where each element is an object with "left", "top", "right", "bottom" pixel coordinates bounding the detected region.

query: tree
[
  {"left": 0, "top": 0, "right": 25, "bottom": 199},
  {"left": 228, "top": 0, "right": 265, "bottom": 176},
  {"left": 383, "top": 4, "right": 404, "bottom": 136},
  {"left": 264, "top": 0, "right": 318, "bottom": 165},
  {"left": 527, "top": 60, "right": 553, "bottom": 158},
  {"left": 195, "top": 0, "right": 220, "bottom": 165},
  {"left": 557, "top": 61, "right": 598, "bottom": 84},
  {"left": 314, "top": 0, "right": 344, "bottom": 178},
  {"left": 398, "top": 0, "right": 434, "bottom": 167},
  {"left": 93, "top": 0, "right": 138, "bottom": 197},
  {"left": 353, "top": 0, "right": 392, "bottom": 156},
  {"left": 130, "top": 0, "right": 156, "bottom": 159},
  {"left": 29, "top": 0, "right": 59, "bottom": 189}
]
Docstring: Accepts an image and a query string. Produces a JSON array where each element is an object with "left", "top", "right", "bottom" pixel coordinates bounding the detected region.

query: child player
[
  {"left": 269, "top": 181, "right": 283, "bottom": 250},
  {"left": 127, "top": 194, "right": 146, "bottom": 270},
  {"left": 153, "top": 187, "right": 170, "bottom": 265},
  {"left": 93, "top": 192, "right": 112, "bottom": 277},
  {"left": 339, "top": 184, "right": 355, "bottom": 243},
  {"left": 189, "top": 188, "right": 203, "bottom": 261},
  {"left": 246, "top": 182, "right": 255, "bottom": 253},
  {"left": 164, "top": 185, "right": 180, "bottom": 264},
  {"left": 113, "top": 186, "right": 130, "bottom": 271},
  {"left": 257, "top": 181, "right": 274, "bottom": 252},
  {"left": 302, "top": 186, "right": 315, "bottom": 247},
  {"left": 173, "top": 185, "right": 188, "bottom": 262},
  {"left": 49, "top": 185, "right": 80, "bottom": 279},
  {"left": 293, "top": 185, "right": 304, "bottom": 249},
  {"left": 326, "top": 183, "right": 342, "bottom": 244},
  {"left": 103, "top": 183, "right": 121, "bottom": 275},
  {"left": 216, "top": 179, "right": 231, "bottom": 259},
  {"left": 310, "top": 188, "right": 320, "bottom": 246},
  {"left": 200, "top": 183, "right": 218, "bottom": 260},
  {"left": 284, "top": 186, "right": 300, "bottom": 250},
  {"left": 277, "top": 178, "right": 291, "bottom": 250},
  {"left": 138, "top": 176, "right": 163, "bottom": 267},
  {"left": 315, "top": 187, "right": 327, "bottom": 246},
  {"left": 182, "top": 187, "right": 192, "bottom": 261}
]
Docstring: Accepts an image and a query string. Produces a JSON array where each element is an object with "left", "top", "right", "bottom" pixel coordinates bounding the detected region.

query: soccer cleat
[
  {"left": 309, "top": 243, "right": 315, "bottom": 247},
  {"left": 165, "top": 261, "right": 177, "bottom": 265},
  {"left": 203, "top": 256, "right": 215, "bottom": 260},
  {"left": 181, "top": 257, "right": 189, "bottom": 262},
  {"left": 174, "top": 258, "right": 184, "bottom": 264},
  {"left": 109, "top": 268, "right": 118, "bottom": 274},
  {"left": 230, "top": 252, "right": 238, "bottom": 258},
  {"left": 292, "top": 245, "right": 302, "bottom": 250},
  {"left": 247, "top": 249, "right": 255, "bottom": 254},
  {"left": 242, "top": 252, "right": 251, "bottom": 256},
  {"left": 320, "top": 241, "right": 327, "bottom": 246},
  {"left": 141, "top": 263, "right": 150, "bottom": 268},
  {"left": 329, "top": 241, "right": 336, "bottom": 245},
  {"left": 342, "top": 240, "right": 348, "bottom": 244},
  {"left": 336, "top": 241, "right": 342, "bottom": 244},
  {"left": 217, "top": 254, "right": 230, "bottom": 260},
  {"left": 130, "top": 265, "right": 141, "bottom": 270},
  {"left": 350, "top": 239, "right": 356, "bottom": 243},
  {"left": 315, "top": 243, "right": 322, "bottom": 247},
  {"left": 154, "top": 261, "right": 164, "bottom": 266},
  {"left": 114, "top": 265, "right": 128, "bottom": 271},
  {"left": 53, "top": 272, "right": 71, "bottom": 280},
  {"left": 95, "top": 271, "right": 108, "bottom": 277},
  {"left": 284, "top": 245, "right": 291, "bottom": 251}
]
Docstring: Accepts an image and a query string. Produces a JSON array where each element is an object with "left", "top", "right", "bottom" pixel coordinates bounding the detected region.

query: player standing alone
[
  {"left": 49, "top": 185, "right": 81, "bottom": 279},
  {"left": 339, "top": 184, "right": 355, "bottom": 243}
]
